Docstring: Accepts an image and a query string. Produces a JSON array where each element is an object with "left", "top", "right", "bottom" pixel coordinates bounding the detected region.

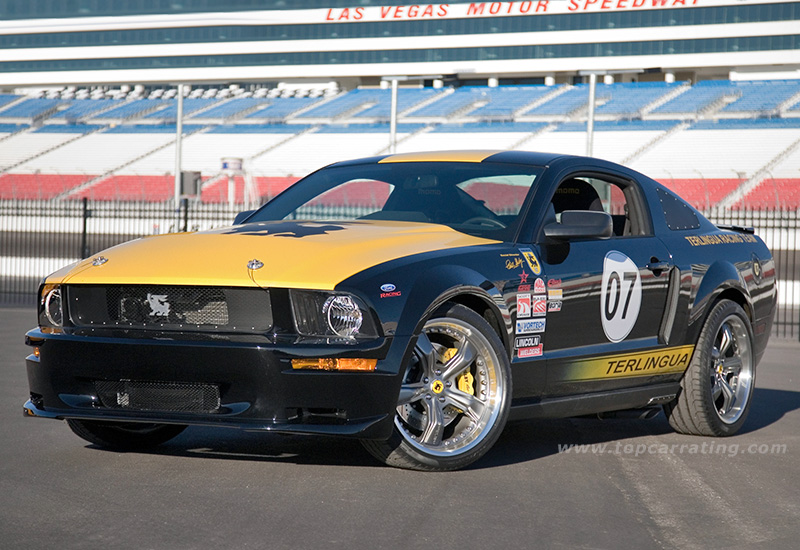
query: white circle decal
[{"left": 601, "top": 251, "right": 642, "bottom": 343}]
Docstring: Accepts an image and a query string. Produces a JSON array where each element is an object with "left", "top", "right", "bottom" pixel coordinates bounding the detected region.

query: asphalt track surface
[{"left": 2, "top": 306, "right": 798, "bottom": 550}]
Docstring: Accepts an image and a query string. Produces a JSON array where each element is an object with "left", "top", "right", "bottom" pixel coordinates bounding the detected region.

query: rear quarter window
[{"left": 657, "top": 187, "right": 700, "bottom": 230}]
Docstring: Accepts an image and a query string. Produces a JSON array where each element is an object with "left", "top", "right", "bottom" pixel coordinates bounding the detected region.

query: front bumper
[{"left": 24, "top": 328, "right": 409, "bottom": 440}]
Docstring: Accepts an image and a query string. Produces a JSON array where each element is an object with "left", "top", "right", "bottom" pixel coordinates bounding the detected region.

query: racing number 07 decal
[{"left": 601, "top": 251, "right": 642, "bottom": 343}]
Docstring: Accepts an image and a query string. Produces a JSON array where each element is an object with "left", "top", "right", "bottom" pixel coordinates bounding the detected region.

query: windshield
[{"left": 245, "top": 161, "right": 543, "bottom": 238}]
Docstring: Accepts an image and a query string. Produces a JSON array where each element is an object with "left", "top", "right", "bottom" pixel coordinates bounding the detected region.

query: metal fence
[
  {"left": 1, "top": 198, "right": 239, "bottom": 306},
  {"left": 2, "top": 199, "right": 798, "bottom": 338}
]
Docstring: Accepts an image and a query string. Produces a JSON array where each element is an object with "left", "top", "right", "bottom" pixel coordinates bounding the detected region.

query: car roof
[{"left": 327, "top": 150, "right": 578, "bottom": 169}]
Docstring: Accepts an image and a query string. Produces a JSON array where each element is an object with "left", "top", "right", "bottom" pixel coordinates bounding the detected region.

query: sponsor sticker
[
  {"left": 548, "top": 278, "right": 562, "bottom": 288},
  {"left": 534, "top": 278, "right": 546, "bottom": 294},
  {"left": 517, "top": 293, "right": 531, "bottom": 318},
  {"left": 552, "top": 345, "right": 695, "bottom": 382},
  {"left": 380, "top": 283, "right": 396, "bottom": 292},
  {"left": 515, "top": 335, "right": 541, "bottom": 348},
  {"left": 548, "top": 301, "right": 562, "bottom": 312},
  {"left": 548, "top": 288, "right": 563, "bottom": 300},
  {"left": 518, "top": 270, "right": 529, "bottom": 284},
  {"left": 518, "top": 284, "right": 531, "bottom": 292},
  {"left": 532, "top": 295, "right": 547, "bottom": 316},
  {"left": 520, "top": 248, "right": 542, "bottom": 275},
  {"left": 518, "top": 345, "right": 543, "bottom": 358},
  {"left": 516, "top": 318, "right": 546, "bottom": 334}
]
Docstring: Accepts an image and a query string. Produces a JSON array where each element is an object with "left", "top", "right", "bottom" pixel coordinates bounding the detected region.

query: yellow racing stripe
[
  {"left": 378, "top": 150, "right": 501, "bottom": 163},
  {"left": 552, "top": 345, "right": 695, "bottom": 382}
]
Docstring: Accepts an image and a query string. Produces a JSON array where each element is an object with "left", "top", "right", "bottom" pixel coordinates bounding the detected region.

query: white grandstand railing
[
  {"left": 0, "top": 95, "right": 30, "bottom": 116},
  {"left": 0, "top": 125, "right": 33, "bottom": 151},
  {"left": 56, "top": 126, "right": 212, "bottom": 201},
  {"left": 399, "top": 87, "right": 454, "bottom": 118},
  {"left": 640, "top": 83, "right": 691, "bottom": 117},
  {"left": 620, "top": 121, "right": 691, "bottom": 166},
  {"left": 717, "top": 134, "right": 800, "bottom": 209},
  {"left": 778, "top": 89, "right": 800, "bottom": 116},
  {"left": 509, "top": 123, "right": 558, "bottom": 151},
  {"left": 1, "top": 126, "right": 107, "bottom": 174},
  {"left": 374, "top": 123, "right": 435, "bottom": 155}
]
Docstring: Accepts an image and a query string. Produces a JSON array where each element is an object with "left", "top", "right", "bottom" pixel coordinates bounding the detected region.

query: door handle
[{"left": 646, "top": 260, "right": 672, "bottom": 274}]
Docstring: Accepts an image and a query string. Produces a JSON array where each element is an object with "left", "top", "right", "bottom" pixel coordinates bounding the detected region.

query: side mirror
[
  {"left": 233, "top": 210, "right": 255, "bottom": 225},
  {"left": 543, "top": 210, "right": 613, "bottom": 241}
]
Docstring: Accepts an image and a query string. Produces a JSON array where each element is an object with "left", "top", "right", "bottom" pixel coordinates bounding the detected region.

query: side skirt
[{"left": 508, "top": 382, "right": 680, "bottom": 420}]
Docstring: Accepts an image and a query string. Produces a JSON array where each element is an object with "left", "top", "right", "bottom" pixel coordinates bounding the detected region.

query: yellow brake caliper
[{"left": 441, "top": 347, "right": 475, "bottom": 413}]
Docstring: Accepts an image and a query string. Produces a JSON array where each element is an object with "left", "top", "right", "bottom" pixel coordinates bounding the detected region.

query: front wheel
[
  {"left": 664, "top": 299, "right": 755, "bottom": 436},
  {"left": 362, "top": 303, "right": 511, "bottom": 471},
  {"left": 67, "top": 419, "right": 187, "bottom": 450}
]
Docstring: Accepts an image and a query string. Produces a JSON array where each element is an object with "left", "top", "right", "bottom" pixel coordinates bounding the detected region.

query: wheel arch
[
  {"left": 401, "top": 264, "right": 512, "bottom": 353},
  {"left": 690, "top": 260, "right": 754, "bottom": 345}
]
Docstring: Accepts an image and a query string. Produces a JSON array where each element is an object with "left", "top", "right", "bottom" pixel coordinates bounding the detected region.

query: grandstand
[
  {"left": 2, "top": 79, "right": 799, "bottom": 208},
  {"left": 0, "top": 0, "right": 799, "bottom": 209}
]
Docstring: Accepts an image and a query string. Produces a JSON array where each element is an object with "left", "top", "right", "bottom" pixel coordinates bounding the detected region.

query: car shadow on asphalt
[
  {"left": 738, "top": 387, "right": 800, "bottom": 434},
  {"left": 86, "top": 387, "right": 800, "bottom": 470}
]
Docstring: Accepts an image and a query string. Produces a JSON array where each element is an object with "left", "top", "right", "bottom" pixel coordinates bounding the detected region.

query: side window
[{"left": 551, "top": 175, "right": 649, "bottom": 237}]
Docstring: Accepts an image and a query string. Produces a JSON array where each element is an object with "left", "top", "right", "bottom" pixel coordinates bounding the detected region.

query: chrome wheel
[
  {"left": 362, "top": 303, "right": 511, "bottom": 470},
  {"left": 710, "top": 315, "right": 753, "bottom": 424},
  {"left": 664, "top": 299, "right": 756, "bottom": 437},
  {"left": 395, "top": 315, "right": 505, "bottom": 457}
]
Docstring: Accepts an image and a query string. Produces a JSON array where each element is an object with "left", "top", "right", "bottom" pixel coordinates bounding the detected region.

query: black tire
[
  {"left": 67, "top": 419, "right": 187, "bottom": 450},
  {"left": 362, "top": 303, "right": 511, "bottom": 471},
  {"left": 664, "top": 299, "right": 755, "bottom": 436}
]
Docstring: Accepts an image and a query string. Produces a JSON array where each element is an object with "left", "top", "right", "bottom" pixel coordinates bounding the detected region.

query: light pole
[
  {"left": 381, "top": 75, "right": 442, "bottom": 154},
  {"left": 579, "top": 70, "right": 643, "bottom": 158},
  {"left": 173, "top": 83, "right": 186, "bottom": 232}
]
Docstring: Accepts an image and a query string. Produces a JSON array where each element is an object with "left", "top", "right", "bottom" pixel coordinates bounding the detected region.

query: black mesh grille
[
  {"left": 95, "top": 380, "right": 221, "bottom": 413},
  {"left": 67, "top": 285, "right": 271, "bottom": 333}
]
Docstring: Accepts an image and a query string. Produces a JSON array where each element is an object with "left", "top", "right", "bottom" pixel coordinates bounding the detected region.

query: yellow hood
[{"left": 52, "top": 220, "right": 498, "bottom": 290}]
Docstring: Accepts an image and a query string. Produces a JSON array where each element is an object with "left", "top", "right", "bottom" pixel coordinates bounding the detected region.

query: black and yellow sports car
[{"left": 24, "top": 151, "right": 776, "bottom": 471}]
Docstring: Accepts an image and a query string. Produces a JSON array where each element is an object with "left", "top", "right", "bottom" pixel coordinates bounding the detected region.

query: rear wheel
[
  {"left": 664, "top": 299, "right": 755, "bottom": 436},
  {"left": 362, "top": 303, "right": 511, "bottom": 471},
  {"left": 67, "top": 419, "right": 187, "bottom": 450}
]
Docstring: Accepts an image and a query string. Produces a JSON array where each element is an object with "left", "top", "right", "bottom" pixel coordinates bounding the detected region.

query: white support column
[
  {"left": 586, "top": 73, "right": 597, "bottom": 158},
  {"left": 389, "top": 78, "right": 398, "bottom": 154},
  {"left": 173, "top": 83, "right": 185, "bottom": 231}
]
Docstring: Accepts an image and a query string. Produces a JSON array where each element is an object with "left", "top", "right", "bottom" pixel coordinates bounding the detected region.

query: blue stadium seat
[
  {"left": 294, "top": 89, "right": 385, "bottom": 119},
  {"left": 188, "top": 97, "right": 269, "bottom": 119},
  {"left": 245, "top": 97, "right": 322, "bottom": 121},
  {"left": 89, "top": 99, "right": 168, "bottom": 120},
  {"left": 144, "top": 98, "right": 221, "bottom": 119},
  {"left": 0, "top": 98, "right": 67, "bottom": 119}
]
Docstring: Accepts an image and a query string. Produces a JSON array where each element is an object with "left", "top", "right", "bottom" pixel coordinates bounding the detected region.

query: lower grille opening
[
  {"left": 95, "top": 380, "right": 221, "bottom": 413},
  {"left": 287, "top": 407, "right": 348, "bottom": 425}
]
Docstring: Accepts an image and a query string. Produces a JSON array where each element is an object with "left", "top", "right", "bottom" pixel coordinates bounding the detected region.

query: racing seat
[
  {"left": 551, "top": 178, "right": 628, "bottom": 236},
  {"left": 551, "top": 178, "right": 604, "bottom": 214}
]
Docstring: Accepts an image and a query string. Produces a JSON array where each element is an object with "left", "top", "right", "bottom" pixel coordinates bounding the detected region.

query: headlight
[
  {"left": 323, "top": 295, "right": 362, "bottom": 338},
  {"left": 290, "top": 290, "right": 378, "bottom": 341},
  {"left": 39, "top": 283, "right": 64, "bottom": 328}
]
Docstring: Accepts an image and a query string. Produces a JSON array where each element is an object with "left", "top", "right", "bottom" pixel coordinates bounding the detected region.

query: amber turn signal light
[{"left": 291, "top": 358, "right": 377, "bottom": 371}]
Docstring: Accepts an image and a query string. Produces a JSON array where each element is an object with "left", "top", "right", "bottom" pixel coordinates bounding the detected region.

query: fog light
[{"left": 292, "top": 358, "right": 377, "bottom": 371}]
